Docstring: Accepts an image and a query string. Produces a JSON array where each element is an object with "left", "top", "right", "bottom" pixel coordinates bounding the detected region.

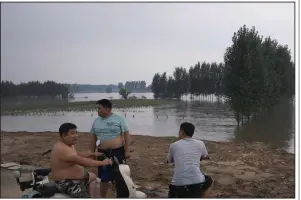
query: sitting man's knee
[{"left": 88, "top": 172, "right": 97, "bottom": 182}]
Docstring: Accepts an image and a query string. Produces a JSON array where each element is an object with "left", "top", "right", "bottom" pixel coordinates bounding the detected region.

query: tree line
[
  {"left": 2, "top": 80, "right": 151, "bottom": 97},
  {"left": 118, "top": 81, "right": 150, "bottom": 92},
  {"left": 151, "top": 25, "right": 295, "bottom": 125},
  {"left": 1, "top": 81, "right": 69, "bottom": 99},
  {"left": 151, "top": 62, "right": 224, "bottom": 100}
]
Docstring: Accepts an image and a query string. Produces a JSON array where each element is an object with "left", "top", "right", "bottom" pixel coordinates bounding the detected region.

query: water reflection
[
  {"left": 152, "top": 101, "right": 236, "bottom": 141},
  {"left": 1, "top": 100, "right": 294, "bottom": 153},
  {"left": 234, "top": 100, "right": 295, "bottom": 152}
]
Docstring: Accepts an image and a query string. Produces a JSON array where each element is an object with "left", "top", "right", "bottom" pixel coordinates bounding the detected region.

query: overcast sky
[{"left": 1, "top": 2, "right": 294, "bottom": 85}]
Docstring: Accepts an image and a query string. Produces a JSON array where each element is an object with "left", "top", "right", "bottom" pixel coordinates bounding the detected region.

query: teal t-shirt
[{"left": 90, "top": 113, "right": 129, "bottom": 141}]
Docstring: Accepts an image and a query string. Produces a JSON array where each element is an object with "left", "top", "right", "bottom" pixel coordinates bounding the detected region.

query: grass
[{"left": 1, "top": 99, "right": 174, "bottom": 115}]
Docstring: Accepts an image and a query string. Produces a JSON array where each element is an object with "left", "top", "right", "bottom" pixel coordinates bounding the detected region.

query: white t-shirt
[{"left": 167, "top": 138, "right": 208, "bottom": 186}]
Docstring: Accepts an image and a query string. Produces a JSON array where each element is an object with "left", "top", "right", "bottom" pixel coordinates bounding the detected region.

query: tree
[
  {"left": 223, "top": 25, "right": 263, "bottom": 124},
  {"left": 158, "top": 72, "right": 168, "bottom": 98},
  {"left": 149, "top": 24, "right": 294, "bottom": 125},
  {"left": 223, "top": 25, "right": 294, "bottom": 124},
  {"left": 151, "top": 73, "right": 161, "bottom": 99},
  {"left": 173, "top": 67, "right": 188, "bottom": 99},
  {"left": 1, "top": 80, "right": 69, "bottom": 99},
  {"left": 119, "top": 88, "right": 131, "bottom": 99},
  {"left": 166, "top": 76, "right": 175, "bottom": 98}
]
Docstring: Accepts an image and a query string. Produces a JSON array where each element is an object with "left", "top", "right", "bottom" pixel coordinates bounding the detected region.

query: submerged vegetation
[
  {"left": 151, "top": 25, "right": 295, "bottom": 125},
  {"left": 1, "top": 99, "right": 172, "bottom": 116}
]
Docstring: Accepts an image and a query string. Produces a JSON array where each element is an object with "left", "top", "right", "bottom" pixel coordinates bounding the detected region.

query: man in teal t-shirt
[{"left": 90, "top": 99, "right": 131, "bottom": 197}]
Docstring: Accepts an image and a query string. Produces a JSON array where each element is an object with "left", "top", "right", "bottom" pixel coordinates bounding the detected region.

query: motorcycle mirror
[
  {"left": 13, "top": 170, "right": 21, "bottom": 179},
  {"left": 113, "top": 157, "right": 119, "bottom": 165}
]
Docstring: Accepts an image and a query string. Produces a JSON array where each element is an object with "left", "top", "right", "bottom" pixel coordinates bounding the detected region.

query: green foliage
[
  {"left": 119, "top": 88, "right": 131, "bottom": 100},
  {"left": 151, "top": 25, "right": 295, "bottom": 125},
  {"left": 151, "top": 62, "right": 225, "bottom": 100},
  {"left": 1, "top": 80, "right": 69, "bottom": 99},
  {"left": 2, "top": 99, "right": 172, "bottom": 115},
  {"left": 124, "top": 81, "right": 147, "bottom": 92},
  {"left": 223, "top": 25, "right": 294, "bottom": 125}
]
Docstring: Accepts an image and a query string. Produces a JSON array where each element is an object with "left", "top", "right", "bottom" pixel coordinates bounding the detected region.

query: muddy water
[
  {"left": 69, "top": 92, "right": 155, "bottom": 102},
  {"left": 1, "top": 100, "right": 295, "bottom": 154},
  {"left": 70, "top": 92, "right": 225, "bottom": 102}
]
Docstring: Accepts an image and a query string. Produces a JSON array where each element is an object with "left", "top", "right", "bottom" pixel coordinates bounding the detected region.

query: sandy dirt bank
[{"left": 1, "top": 131, "right": 295, "bottom": 198}]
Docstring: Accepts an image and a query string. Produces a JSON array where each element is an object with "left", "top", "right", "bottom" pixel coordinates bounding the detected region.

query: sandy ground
[
  {"left": 1, "top": 131, "right": 295, "bottom": 198},
  {"left": 1, "top": 168, "right": 27, "bottom": 198}
]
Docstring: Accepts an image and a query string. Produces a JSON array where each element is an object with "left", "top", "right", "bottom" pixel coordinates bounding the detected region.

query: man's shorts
[
  {"left": 98, "top": 146, "right": 125, "bottom": 182},
  {"left": 54, "top": 172, "right": 90, "bottom": 198},
  {"left": 168, "top": 175, "right": 213, "bottom": 198}
]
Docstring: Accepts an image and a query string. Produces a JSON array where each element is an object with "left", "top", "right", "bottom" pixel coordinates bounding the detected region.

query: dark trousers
[
  {"left": 168, "top": 175, "right": 213, "bottom": 198},
  {"left": 97, "top": 146, "right": 125, "bottom": 182}
]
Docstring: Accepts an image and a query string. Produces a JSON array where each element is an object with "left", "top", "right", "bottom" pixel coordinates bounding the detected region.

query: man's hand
[
  {"left": 102, "top": 159, "right": 112, "bottom": 166},
  {"left": 200, "top": 155, "right": 210, "bottom": 161},
  {"left": 125, "top": 150, "right": 130, "bottom": 159}
]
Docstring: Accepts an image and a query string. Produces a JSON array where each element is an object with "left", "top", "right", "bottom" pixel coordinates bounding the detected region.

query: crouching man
[
  {"left": 167, "top": 122, "right": 213, "bottom": 198},
  {"left": 50, "top": 123, "right": 112, "bottom": 198}
]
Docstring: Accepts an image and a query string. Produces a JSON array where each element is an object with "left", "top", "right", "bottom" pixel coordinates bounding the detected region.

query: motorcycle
[
  {"left": 13, "top": 168, "right": 68, "bottom": 198},
  {"left": 13, "top": 149, "right": 147, "bottom": 198}
]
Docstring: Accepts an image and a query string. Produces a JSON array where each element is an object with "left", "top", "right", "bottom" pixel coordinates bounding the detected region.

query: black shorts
[
  {"left": 97, "top": 146, "right": 125, "bottom": 182},
  {"left": 168, "top": 175, "right": 213, "bottom": 198}
]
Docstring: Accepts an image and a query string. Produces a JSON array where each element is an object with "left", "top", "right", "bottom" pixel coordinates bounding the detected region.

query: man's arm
[
  {"left": 71, "top": 145, "right": 94, "bottom": 158},
  {"left": 120, "top": 116, "right": 130, "bottom": 156},
  {"left": 123, "top": 131, "right": 130, "bottom": 153},
  {"left": 199, "top": 141, "right": 209, "bottom": 159},
  {"left": 78, "top": 151, "right": 94, "bottom": 158},
  {"left": 60, "top": 147, "right": 110, "bottom": 167},
  {"left": 167, "top": 145, "right": 174, "bottom": 163}
]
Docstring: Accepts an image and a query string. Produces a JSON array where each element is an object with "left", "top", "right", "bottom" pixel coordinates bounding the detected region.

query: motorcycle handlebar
[{"left": 200, "top": 156, "right": 211, "bottom": 161}]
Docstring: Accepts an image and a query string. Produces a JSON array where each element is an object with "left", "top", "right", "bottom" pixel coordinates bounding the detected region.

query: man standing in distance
[{"left": 90, "top": 99, "right": 131, "bottom": 197}]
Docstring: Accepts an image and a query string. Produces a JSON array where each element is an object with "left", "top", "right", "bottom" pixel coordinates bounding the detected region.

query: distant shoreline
[
  {"left": 72, "top": 91, "right": 153, "bottom": 94},
  {"left": 1, "top": 99, "right": 174, "bottom": 115}
]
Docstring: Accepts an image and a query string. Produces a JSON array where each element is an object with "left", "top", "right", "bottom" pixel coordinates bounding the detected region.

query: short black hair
[
  {"left": 59, "top": 123, "right": 77, "bottom": 137},
  {"left": 180, "top": 122, "right": 195, "bottom": 137},
  {"left": 96, "top": 99, "right": 112, "bottom": 109}
]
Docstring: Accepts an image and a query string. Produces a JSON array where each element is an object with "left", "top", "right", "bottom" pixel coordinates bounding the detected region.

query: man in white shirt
[{"left": 167, "top": 122, "right": 213, "bottom": 198}]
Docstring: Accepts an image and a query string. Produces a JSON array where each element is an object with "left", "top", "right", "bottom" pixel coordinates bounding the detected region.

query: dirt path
[
  {"left": 1, "top": 131, "right": 295, "bottom": 198},
  {"left": 1, "top": 168, "right": 26, "bottom": 198}
]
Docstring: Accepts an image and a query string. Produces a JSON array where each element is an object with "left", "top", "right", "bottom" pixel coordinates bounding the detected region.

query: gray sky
[{"left": 1, "top": 2, "right": 294, "bottom": 85}]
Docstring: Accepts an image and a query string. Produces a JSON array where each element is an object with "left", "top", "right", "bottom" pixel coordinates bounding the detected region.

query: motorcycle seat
[
  {"left": 37, "top": 182, "right": 59, "bottom": 198},
  {"left": 34, "top": 168, "right": 51, "bottom": 177}
]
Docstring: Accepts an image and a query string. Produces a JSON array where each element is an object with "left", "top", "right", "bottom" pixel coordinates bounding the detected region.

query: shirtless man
[
  {"left": 50, "top": 123, "right": 112, "bottom": 198},
  {"left": 90, "top": 99, "right": 131, "bottom": 197}
]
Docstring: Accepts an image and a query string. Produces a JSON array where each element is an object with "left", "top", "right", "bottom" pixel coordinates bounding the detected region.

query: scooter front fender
[{"left": 50, "top": 193, "right": 70, "bottom": 198}]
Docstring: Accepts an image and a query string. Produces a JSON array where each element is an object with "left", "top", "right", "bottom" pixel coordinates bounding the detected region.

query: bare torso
[
  {"left": 50, "top": 141, "right": 85, "bottom": 180},
  {"left": 98, "top": 135, "right": 124, "bottom": 150}
]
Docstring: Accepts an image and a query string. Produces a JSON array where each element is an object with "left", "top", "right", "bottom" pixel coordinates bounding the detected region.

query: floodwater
[
  {"left": 69, "top": 92, "right": 226, "bottom": 102},
  {"left": 69, "top": 92, "right": 154, "bottom": 102},
  {"left": 1, "top": 93, "right": 295, "bottom": 154}
]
